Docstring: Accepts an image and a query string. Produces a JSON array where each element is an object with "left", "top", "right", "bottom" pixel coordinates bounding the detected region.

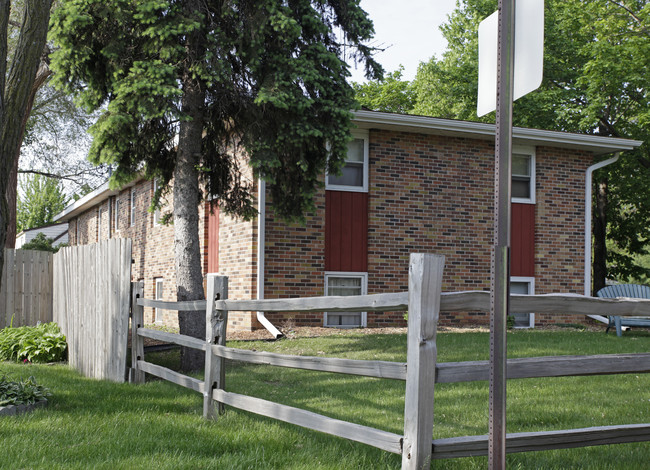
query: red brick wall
[
  {"left": 66, "top": 131, "right": 593, "bottom": 331},
  {"left": 366, "top": 130, "right": 495, "bottom": 326},
  {"left": 258, "top": 130, "right": 591, "bottom": 329},
  {"left": 216, "top": 199, "right": 258, "bottom": 330},
  {"left": 262, "top": 189, "right": 326, "bottom": 327},
  {"left": 69, "top": 179, "right": 206, "bottom": 329},
  {"left": 534, "top": 146, "right": 591, "bottom": 324}
]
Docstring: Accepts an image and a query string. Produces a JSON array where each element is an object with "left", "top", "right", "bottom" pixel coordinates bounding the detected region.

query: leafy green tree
[
  {"left": 50, "top": 0, "right": 381, "bottom": 370},
  {"left": 0, "top": 0, "right": 53, "bottom": 290},
  {"left": 19, "top": 232, "right": 61, "bottom": 253},
  {"left": 352, "top": 66, "right": 416, "bottom": 114},
  {"left": 17, "top": 174, "right": 68, "bottom": 233},
  {"left": 412, "top": 0, "right": 650, "bottom": 293}
]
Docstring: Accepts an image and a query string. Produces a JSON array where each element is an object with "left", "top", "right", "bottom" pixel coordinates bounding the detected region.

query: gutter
[
  {"left": 584, "top": 153, "right": 619, "bottom": 324},
  {"left": 256, "top": 178, "right": 283, "bottom": 339}
]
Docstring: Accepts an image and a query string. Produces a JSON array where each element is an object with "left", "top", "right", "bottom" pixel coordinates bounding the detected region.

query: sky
[{"left": 347, "top": 0, "right": 459, "bottom": 84}]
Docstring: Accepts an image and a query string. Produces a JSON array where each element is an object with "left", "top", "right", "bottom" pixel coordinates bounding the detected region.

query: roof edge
[{"left": 352, "top": 110, "right": 643, "bottom": 154}]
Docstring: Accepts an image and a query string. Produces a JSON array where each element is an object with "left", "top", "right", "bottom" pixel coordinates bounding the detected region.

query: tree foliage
[
  {"left": 49, "top": 0, "right": 381, "bottom": 370},
  {"left": 17, "top": 174, "right": 68, "bottom": 233},
  {"left": 352, "top": 66, "right": 416, "bottom": 114},
  {"left": 411, "top": 0, "right": 650, "bottom": 290},
  {"left": 50, "top": 0, "right": 382, "bottom": 221}
]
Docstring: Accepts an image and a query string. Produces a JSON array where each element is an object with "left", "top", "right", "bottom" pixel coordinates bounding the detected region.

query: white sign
[{"left": 477, "top": 0, "right": 544, "bottom": 117}]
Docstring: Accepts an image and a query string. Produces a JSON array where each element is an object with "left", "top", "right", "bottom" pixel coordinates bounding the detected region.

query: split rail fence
[
  {"left": 129, "top": 254, "right": 650, "bottom": 469},
  {"left": 0, "top": 248, "right": 53, "bottom": 328}
]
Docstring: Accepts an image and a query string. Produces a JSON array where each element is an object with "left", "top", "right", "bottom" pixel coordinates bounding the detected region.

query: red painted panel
[
  {"left": 207, "top": 205, "right": 219, "bottom": 273},
  {"left": 325, "top": 191, "right": 368, "bottom": 272},
  {"left": 511, "top": 203, "right": 535, "bottom": 277}
]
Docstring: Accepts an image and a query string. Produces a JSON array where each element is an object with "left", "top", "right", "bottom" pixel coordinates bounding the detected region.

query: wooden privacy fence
[
  {"left": 129, "top": 254, "right": 650, "bottom": 469},
  {"left": 0, "top": 248, "right": 53, "bottom": 328},
  {"left": 54, "top": 239, "right": 132, "bottom": 382}
]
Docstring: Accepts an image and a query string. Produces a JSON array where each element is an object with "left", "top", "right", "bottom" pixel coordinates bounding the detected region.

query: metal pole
[{"left": 490, "top": 0, "right": 515, "bottom": 468}]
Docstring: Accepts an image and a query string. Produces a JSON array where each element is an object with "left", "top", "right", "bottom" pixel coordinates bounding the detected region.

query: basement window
[
  {"left": 324, "top": 272, "right": 367, "bottom": 328},
  {"left": 510, "top": 277, "right": 535, "bottom": 328},
  {"left": 154, "top": 277, "right": 164, "bottom": 324}
]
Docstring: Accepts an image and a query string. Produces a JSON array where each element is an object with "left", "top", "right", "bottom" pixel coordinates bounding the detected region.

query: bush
[
  {"left": 0, "top": 375, "right": 51, "bottom": 406},
  {"left": 0, "top": 323, "right": 67, "bottom": 363},
  {"left": 20, "top": 232, "right": 62, "bottom": 253}
]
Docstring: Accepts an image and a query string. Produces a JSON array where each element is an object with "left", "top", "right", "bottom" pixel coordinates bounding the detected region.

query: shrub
[
  {"left": 20, "top": 232, "right": 62, "bottom": 253},
  {"left": 0, "top": 323, "right": 67, "bottom": 363},
  {"left": 0, "top": 375, "right": 51, "bottom": 406}
]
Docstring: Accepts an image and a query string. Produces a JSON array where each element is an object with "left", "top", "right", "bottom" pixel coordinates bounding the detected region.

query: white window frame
[
  {"left": 154, "top": 277, "right": 164, "bottom": 324},
  {"left": 99, "top": 207, "right": 106, "bottom": 240},
  {"left": 324, "top": 272, "right": 368, "bottom": 328},
  {"left": 130, "top": 188, "right": 136, "bottom": 227},
  {"left": 511, "top": 276, "right": 535, "bottom": 328},
  {"left": 326, "top": 130, "right": 369, "bottom": 193},
  {"left": 511, "top": 145, "right": 536, "bottom": 204},
  {"left": 153, "top": 180, "right": 161, "bottom": 226},
  {"left": 114, "top": 197, "right": 120, "bottom": 232}
]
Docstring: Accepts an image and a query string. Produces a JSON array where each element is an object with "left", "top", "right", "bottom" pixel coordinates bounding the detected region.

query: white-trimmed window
[
  {"left": 324, "top": 272, "right": 367, "bottom": 327},
  {"left": 153, "top": 180, "right": 161, "bottom": 226},
  {"left": 99, "top": 207, "right": 105, "bottom": 240},
  {"left": 154, "top": 277, "right": 164, "bottom": 324},
  {"left": 326, "top": 130, "right": 369, "bottom": 192},
  {"left": 512, "top": 145, "right": 535, "bottom": 204},
  {"left": 130, "top": 188, "right": 136, "bottom": 227},
  {"left": 510, "top": 277, "right": 535, "bottom": 328},
  {"left": 114, "top": 198, "right": 120, "bottom": 232}
]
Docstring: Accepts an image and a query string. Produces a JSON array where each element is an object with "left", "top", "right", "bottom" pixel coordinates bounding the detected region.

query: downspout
[
  {"left": 257, "top": 178, "right": 283, "bottom": 339},
  {"left": 585, "top": 153, "right": 619, "bottom": 324}
]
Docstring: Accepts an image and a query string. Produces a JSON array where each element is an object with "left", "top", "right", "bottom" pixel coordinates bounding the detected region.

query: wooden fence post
[
  {"left": 402, "top": 254, "right": 445, "bottom": 470},
  {"left": 129, "top": 280, "right": 145, "bottom": 384},
  {"left": 203, "top": 274, "right": 228, "bottom": 419}
]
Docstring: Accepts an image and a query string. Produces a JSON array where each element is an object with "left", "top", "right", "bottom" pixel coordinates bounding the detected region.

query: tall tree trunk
[
  {"left": 0, "top": 0, "right": 52, "bottom": 283},
  {"left": 592, "top": 178, "right": 608, "bottom": 295},
  {"left": 175, "top": 1, "right": 206, "bottom": 371},
  {"left": 5, "top": 155, "right": 17, "bottom": 247},
  {"left": 5, "top": 57, "right": 52, "bottom": 248}
]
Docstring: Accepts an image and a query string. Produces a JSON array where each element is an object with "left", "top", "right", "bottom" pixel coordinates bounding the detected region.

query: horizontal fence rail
[
  {"left": 137, "top": 298, "right": 207, "bottom": 312},
  {"left": 212, "top": 389, "right": 404, "bottom": 454},
  {"left": 431, "top": 424, "right": 650, "bottom": 459},
  {"left": 136, "top": 360, "right": 204, "bottom": 393},
  {"left": 212, "top": 291, "right": 650, "bottom": 317},
  {"left": 436, "top": 353, "right": 650, "bottom": 383},
  {"left": 137, "top": 327, "right": 207, "bottom": 351},
  {"left": 212, "top": 344, "right": 407, "bottom": 380},
  {"left": 216, "top": 292, "right": 408, "bottom": 313},
  {"left": 442, "top": 291, "right": 650, "bottom": 316}
]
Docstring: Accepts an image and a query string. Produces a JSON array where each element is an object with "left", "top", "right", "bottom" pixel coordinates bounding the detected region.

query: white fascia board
[
  {"left": 54, "top": 181, "right": 113, "bottom": 222},
  {"left": 351, "top": 110, "right": 643, "bottom": 155},
  {"left": 54, "top": 176, "right": 145, "bottom": 222}
]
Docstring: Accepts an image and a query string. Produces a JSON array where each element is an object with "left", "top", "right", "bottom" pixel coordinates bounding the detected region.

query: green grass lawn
[{"left": 1, "top": 329, "right": 649, "bottom": 469}]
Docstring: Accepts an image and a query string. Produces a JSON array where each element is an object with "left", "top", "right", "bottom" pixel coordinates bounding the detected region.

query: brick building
[{"left": 54, "top": 110, "right": 641, "bottom": 332}]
